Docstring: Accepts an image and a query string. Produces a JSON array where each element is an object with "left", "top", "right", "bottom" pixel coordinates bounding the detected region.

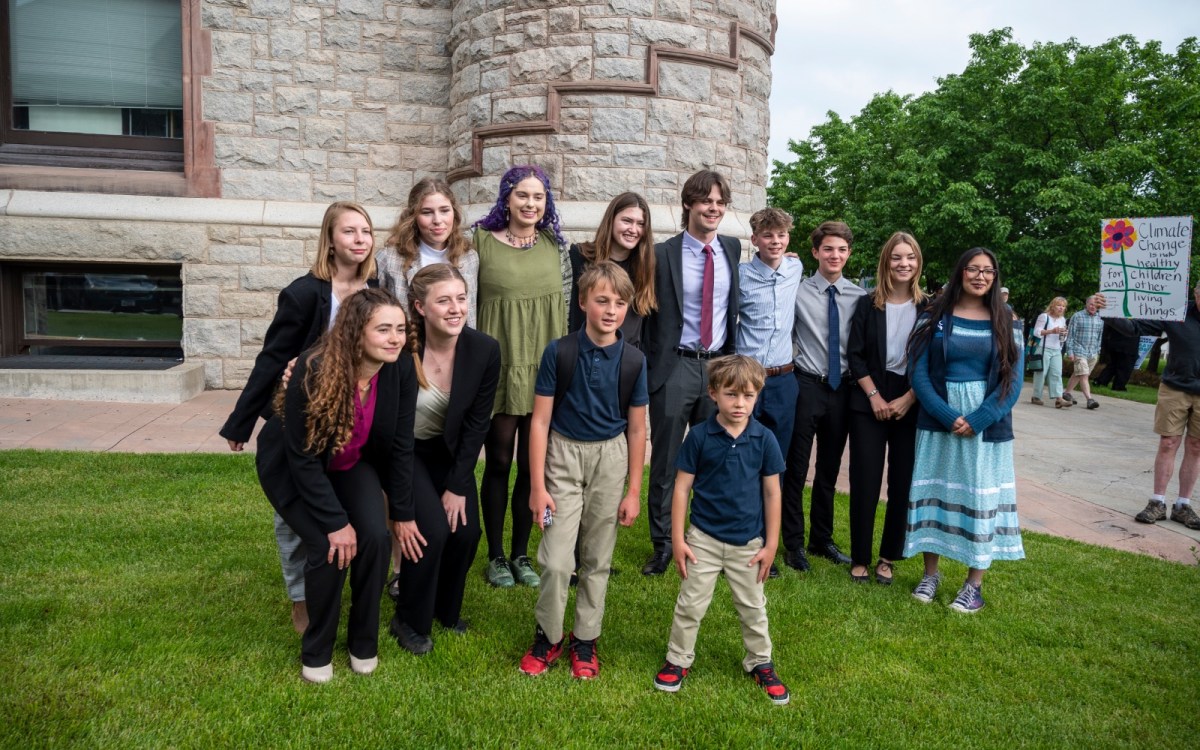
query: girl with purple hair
[{"left": 473, "top": 165, "right": 568, "bottom": 588}]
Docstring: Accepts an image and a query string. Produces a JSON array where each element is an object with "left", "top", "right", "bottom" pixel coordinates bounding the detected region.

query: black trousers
[
  {"left": 847, "top": 372, "right": 917, "bottom": 566},
  {"left": 782, "top": 373, "right": 850, "bottom": 552},
  {"left": 1095, "top": 350, "right": 1137, "bottom": 389},
  {"left": 272, "top": 461, "right": 390, "bottom": 667},
  {"left": 396, "top": 437, "right": 482, "bottom": 636}
]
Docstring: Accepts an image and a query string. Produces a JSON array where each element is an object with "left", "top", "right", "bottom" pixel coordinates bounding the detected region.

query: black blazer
[
  {"left": 220, "top": 273, "right": 376, "bottom": 444},
  {"left": 846, "top": 294, "right": 917, "bottom": 414},
  {"left": 426, "top": 327, "right": 501, "bottom": 499},
  {"left": 255, "top": 351, "right": 417, "bottom": 532},
  {"left": 642, "top": 233, "right": 741, "bottom": 393}
]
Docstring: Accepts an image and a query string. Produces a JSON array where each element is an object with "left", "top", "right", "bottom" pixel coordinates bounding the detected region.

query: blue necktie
[{"left": 826, "top": 285, "right": 841, "bottom": 390}]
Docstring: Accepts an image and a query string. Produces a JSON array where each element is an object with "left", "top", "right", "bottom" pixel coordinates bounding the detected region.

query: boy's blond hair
[
  {"left": 576, "top": 260, "right": 635, "bottom": 305},
  {"left": 706, "top": 354, "right": 766, "bottom": 394},
  {"left": 749, "top": 207, "right": 793, "bottom": 235}
]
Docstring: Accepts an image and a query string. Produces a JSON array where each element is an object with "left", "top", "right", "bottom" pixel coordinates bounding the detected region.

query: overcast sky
[{"left": 768, "top": 0, "right": 1200, "bottom": 167}]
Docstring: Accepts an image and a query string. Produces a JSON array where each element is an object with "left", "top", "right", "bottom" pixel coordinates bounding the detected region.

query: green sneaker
[
  {"left": 510, "top": 555, "right": 541, "bottom": 587},
  {"left": 486, "top": 556, "right": 515, "bottom": 588}
]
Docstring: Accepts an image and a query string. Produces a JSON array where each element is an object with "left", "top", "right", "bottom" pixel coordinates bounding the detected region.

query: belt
[
  {"left": 764, "top": 363, "right": 794, "bottom": 377},
  {"left": 796, "top": 369, "right": 848, "bottom": 386},
  {"left": 676, "top": 347, "right": 717, "bottom": 360}
]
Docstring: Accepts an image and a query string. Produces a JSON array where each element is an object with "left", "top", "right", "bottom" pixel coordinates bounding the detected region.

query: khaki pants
[
  {"left": 535, "top": 431, "right": 628, "bottom": 643},
  {"left": 665, "top": 526, "right": 773, "bottom": 672}
]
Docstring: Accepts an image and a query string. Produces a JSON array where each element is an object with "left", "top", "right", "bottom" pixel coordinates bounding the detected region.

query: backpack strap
[
  {"left": 553, "top": 332, "right": 579, "bottom": 414},
  {"left": 616, "top": 341, "right": 645, "bottom": 415}
]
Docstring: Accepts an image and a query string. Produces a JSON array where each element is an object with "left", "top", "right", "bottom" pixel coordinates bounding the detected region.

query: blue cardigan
[{"left": 910, "top": 314, "right": 1023, "bottom": 443}]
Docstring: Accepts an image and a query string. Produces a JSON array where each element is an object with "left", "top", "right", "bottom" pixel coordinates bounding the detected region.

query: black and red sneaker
[
  {"left": 518, "top": 625, "right": 563, "bottom": 676},
  {"left": 748, "top": 662, "right": 790, "bottom": 705},
  {"left": 653, "top": 661, "right": 688, "bottom": 692},
  {"left": 568, "top": 633, "right": 599, "bottom": 679}
]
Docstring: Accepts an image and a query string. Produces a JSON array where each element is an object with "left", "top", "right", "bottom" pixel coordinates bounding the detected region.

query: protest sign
[{"left": 1099, "top": 216, "right": 1192, "bottom": 321}]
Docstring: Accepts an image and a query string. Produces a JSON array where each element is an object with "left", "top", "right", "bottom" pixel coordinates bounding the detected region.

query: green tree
[{"left": 769, "top": 29, "right": 1200, "bottom": 320}]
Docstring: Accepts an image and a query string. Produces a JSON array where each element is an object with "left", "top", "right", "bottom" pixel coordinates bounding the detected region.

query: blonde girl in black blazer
[
  {"left": 255, "top": 288, "right": 416, "bottom": 683},
  {"left": 846, "top": 232, "right": 926, "bottom": 584},
  {"left": 220, "top": 201, "right": 377, "bottom": 632},
  {"left": 389, "top": 264, "right": 501, "bottom": 655}
]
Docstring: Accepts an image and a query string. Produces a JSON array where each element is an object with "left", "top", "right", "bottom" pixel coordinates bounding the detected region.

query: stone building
[{"left": 0, "top": 0, "right": 776, "bottom": 395}]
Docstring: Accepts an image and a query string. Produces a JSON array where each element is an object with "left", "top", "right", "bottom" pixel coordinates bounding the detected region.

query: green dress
[{"left": 475, "top": 229, "right": 566, "bottom": 415}]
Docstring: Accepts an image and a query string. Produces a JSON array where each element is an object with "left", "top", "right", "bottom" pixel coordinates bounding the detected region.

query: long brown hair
[
  {"left": 407, "top": 263, "right": 467, "bottom": 390},
  {"left": 274, "top": 288, "right": 404, "bottom": 455},
  {"left": 384, "top": 177, "right": 471, "bottom": 277},
  {"left": 311, "top": 201, "right": 376, "bottom": 282},
  {"left": 872, "top": 231, "right": 927, "bottom": 310},
  {"left": 576, "top": 192, "right": 658, "bottom": 316}
]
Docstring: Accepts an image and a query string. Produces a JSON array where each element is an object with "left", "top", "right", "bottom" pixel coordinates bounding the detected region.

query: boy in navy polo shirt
[
  {"left": 653, "top": 354, "right": 789, "bottom": 704},
  {"left": 519, "top": 261, "right": 648, "bottom": 679}
]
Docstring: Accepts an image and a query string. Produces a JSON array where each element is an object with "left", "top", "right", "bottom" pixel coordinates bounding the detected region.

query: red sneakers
[
  {"left": 653, "top": 661, "right": 689, "bottom": 692},
  {"left": 518, "top": 626, "right": 563, "bottom": 676},
  {"left": 568, "top": 634, "right": 599, "bottom": 679},
  {"left": 748, "top": 662, "right": 790, "bottom": 705}
]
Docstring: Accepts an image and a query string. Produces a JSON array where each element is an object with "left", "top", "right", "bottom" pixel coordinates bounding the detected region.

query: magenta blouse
[{"left": 328, "top": 372, "right": 380, "bottom": 472}]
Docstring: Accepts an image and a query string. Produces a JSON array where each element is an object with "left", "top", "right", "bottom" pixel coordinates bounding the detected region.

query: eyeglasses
[{"left": 964, "top": 266, "right": 997, "bottom": 278}]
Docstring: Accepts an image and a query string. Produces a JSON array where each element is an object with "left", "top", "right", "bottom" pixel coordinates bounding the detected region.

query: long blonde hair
[
  {"left": 311, "top": 201, "right": 376, "bottom": 282},
  {"left": 872, "top": 231, "right": 927, "bottom": 310},
  {"left": 407, "top": 264, "right": 468, "bottom": 390},
  {"left": 383, "top": 177, "right": 471, "bottom": 278}
]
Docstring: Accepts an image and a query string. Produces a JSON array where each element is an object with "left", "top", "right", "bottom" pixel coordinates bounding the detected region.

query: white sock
[
  {"left": 1175, "top": 497, "right": 1190, "bottom": 507},
  {"left": 1150, "top": 494, "right": 1165, "bottom": 503}
]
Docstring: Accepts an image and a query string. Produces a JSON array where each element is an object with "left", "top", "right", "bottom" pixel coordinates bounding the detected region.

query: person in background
[
  {"left": 1093, "top": 321, "right": 1139, "bottom": 392},
  {"left": 904, "top": 248, "right": 1023, "bottom": 613},
  {"left": 1029, "top": 297, "right": 1070, "bottom": 408},
  {"left": 472, "top": 165, "right": 568, "bottom": 588},
  {"left": 220, "top": 201, "right": 377, "bottom": 634},
  {"left": 255, "top": 288, "right": 416, "bottom": 683},
  {"left": 846, "top": 231, "right": 925, "bottom": 584},
  {"left": 1063, "top": 295, "right": 1104, "bottom": 410}
]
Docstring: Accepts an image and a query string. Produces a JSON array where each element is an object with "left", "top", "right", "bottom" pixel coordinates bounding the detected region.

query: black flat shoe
[
  {"left": 782, "top": 549, "right": 810, "bottom": 572},
  {"left": 850, "top": 566, "right": 870, "bottom": 583},
  {"left": 641, "top": 551, "right": 671, "bottom": 576},
  {"left": 807, "top": 541, "right": 852, "bottom": 565},
  {"left": 768, "top": 563, "right": 780, "bottom": 579},
  {"left": 390, "top": 615, "right": 433, "bottom": 655},
  {"left": 874, "top": 560, "right": 895, "bottom": 586}
]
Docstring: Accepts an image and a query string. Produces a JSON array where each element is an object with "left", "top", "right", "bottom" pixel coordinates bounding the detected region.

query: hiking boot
[
  {"left": 1062, "top": 392, "right": 1076, "bottom": 404},
  {"left": 486, "top": 556, "right": 515, "bottom": 587},
  {"left": 912, "top": 572, "right": 941, "bottom": 604},
  {"left": 1134, "top": 500, "right": 1167, "bottom": 524},
  {"left": 1031, "top": 396, "right": 1044, "bottom": 406},
  {"left": 510, "top": 555, "right": 541, "bottom": 587},
  {"left": 949, "top": 582, "right": 985, "bottom": 613},
  {"left": 653, "top": 661, "right": 688, "bottom": 692},
  {"left": 1170, "top": 503, "right": 1200, "bottom": 530},
  {"left": 1086, "top": 398, "right": 1099, "bottom": 410},
  {"left": 518, "top": 626, "right": 563, "bottom": 676},
  {"left": 748, "top": 662, "right": 790, "bottom": 705},
  {"left": 568, "top": 634, "right": 599, "bottom": 679}
]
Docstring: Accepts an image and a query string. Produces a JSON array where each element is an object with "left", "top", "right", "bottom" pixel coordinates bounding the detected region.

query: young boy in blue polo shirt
[
  {"left": 519, "top": 261, "right": 648, "bottom": 679},
  {"left": 653, "top": 354, "right": 789, "bottom": 704}
]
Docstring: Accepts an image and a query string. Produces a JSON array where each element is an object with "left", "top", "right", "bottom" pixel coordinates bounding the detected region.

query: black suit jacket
[
  {"left": 428, "top": 327, "right": 501, "bottom": 499},
  {"left": 220, "top": 273, "right": 376, "bottom": 444},
  {"left": 846, "top": 294, "right": 918, "bottom": 414},
  {"left": 255, "top": 351, "right": 417, "bottom": 532},
  {"left": 642, "top": 233, "right": 741, "bottom": 393}
]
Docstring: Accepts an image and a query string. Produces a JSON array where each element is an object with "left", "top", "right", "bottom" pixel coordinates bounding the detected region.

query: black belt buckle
[{"left": 677, "top": 347, "right": 713, "bottom": 360}]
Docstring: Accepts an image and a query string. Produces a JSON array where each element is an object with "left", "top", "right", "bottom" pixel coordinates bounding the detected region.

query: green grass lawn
[{"left": 2, "top": 451, "right": 1198, "bottom": 748}]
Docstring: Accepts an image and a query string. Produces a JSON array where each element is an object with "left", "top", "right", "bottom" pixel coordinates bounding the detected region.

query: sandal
[
  {"left": 874, "top": 560, "right": 895, "bottom": 586},
  {"left": 850, "top": 565, "right": 870, "bottom": 583}
]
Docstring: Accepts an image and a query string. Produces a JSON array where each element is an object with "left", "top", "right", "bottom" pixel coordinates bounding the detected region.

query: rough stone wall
[
  {"left": 201, "top": 0, "right": 453, "bottom": 204},
  {"left": 448, "top": 0, "right": 775, "bottom": 227}
]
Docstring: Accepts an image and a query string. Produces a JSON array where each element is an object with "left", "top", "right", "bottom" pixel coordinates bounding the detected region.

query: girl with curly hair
[
  {"left": 472, "top": 164, "right": 568, "bottom": 588},
  {"left": 255, "top": 288, "right": 418, "bottom": 683}
]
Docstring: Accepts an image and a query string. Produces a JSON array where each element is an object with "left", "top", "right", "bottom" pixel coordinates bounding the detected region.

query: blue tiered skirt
[{"left": 903, "top": 380, "right": 1024, "bottom": 569}]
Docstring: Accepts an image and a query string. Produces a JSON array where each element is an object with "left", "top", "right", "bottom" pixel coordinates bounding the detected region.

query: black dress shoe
[
  {"left": 807, "top": 541, "right": 852, "bottom": 565},
  {"left": 441, "top": 618, "right": 469, "bottom": 635},
  {"left": 641, "top": 551, "right": 671, "bottom": 576},
  {"left": 390, "top": 615, "right": 433, "bottom": 655},
  {"left": 782, "top": 549, "right": 810, "bottom": 572}
]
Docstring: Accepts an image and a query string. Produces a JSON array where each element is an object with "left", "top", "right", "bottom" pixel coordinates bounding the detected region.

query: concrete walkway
[{"left": 2, "top": 386, "right": 1197, "bottom": 565}]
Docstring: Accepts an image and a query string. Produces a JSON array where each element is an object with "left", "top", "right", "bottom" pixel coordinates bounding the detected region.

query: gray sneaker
[
  {"left": 1170, "top": 503, "right": 1200, "bottom": 530},
  {"left": 486, "top": 556, "right": 515, "bottom": 587},
  {"left": 510, "top": 555, "right": 541, "bottom": 587},
  {"left": 949, "top": 583, "right": 985, "bottom": 613},
  {"left": 1135, "top": 500, "right": 1167, "bottom": 524},
  {"left": 1062, "top": 392, "right": 1076, "bottom": 403},
  {"left": 912, "top": 573, "right": 941, "bottom": 604}
]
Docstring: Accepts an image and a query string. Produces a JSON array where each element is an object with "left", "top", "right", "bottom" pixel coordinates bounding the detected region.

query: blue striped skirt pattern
[{"left": 903, "top": 380, "right": 1024, "bottom": 569}]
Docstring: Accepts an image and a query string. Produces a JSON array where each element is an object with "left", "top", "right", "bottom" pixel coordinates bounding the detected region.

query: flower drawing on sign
[{"left": 1103, "top": 219, "right": 1137, "bottom": 252}]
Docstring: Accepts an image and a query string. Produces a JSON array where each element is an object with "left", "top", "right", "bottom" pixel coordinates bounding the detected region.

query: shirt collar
[
  {"left": 683, "top": 231, "right": 717, "bottom": 256},
  {"left": 418, "top": 240, "right": 446, "bottom": 257},
  {"left": 578, "top": 326, "right": 624, "bottom": 359},
  {"left": 749, "top": 253, "right": 790, "bottom": 279},
  {"left": 704, "top": 412, "right": 766, "bottom": 439}
]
